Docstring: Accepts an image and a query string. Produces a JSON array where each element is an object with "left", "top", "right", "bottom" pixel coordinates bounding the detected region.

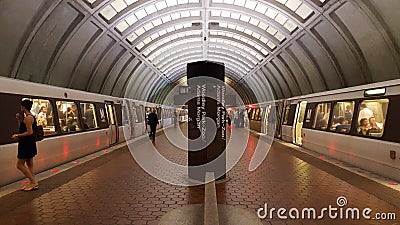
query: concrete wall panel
[
  {"left": 260, "top": 67, "right": 284, "bottom": 99},
  {"left": 0, "top": 0, "right": 46, "bottom": 76},
  {"left": 334, "top": 2, "right": 399, "bottom": 82},
  {"left": 287, "top": 43, "right": 326, "bottom": 93},
  {"left": 312, "top": 20, "right": 365, "bottom": 86},
  {"left": 48, "top": 21, "right": 102, "bottom": 86},
  {"left": 115, "top": 58, "right": 141, "bottom": 97},
  {"left": 279, "top": 50, "right": 313, "bottom": 95},
  {"left": 17, "top": 2, "right": 84, "bottom": 83},
  {"left": 102, "top": 52, "right": 133, "bottom": 96},
  {"left": 298, "top": 34, "right": 342, "bottom": 90},
  {"left": 368, "top": 0, "right": 400, "bottom": 56},
  {"left": 265, "top": 63, "right": 292, "bottom": 98},
  {"left": 88, "top": 45, "right": 125, "bottom": 93},
  {"left": 66, "top": 34, "right": 115, "bottom": 90}
]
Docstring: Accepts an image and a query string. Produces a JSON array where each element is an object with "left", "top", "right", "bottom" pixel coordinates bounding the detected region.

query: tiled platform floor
[{"left": 0, "top": 125, "right": 399, "bottom": 225}]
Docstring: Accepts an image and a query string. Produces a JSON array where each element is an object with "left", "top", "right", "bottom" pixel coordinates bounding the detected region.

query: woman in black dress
[{"left": 11, "top": 100, "right": 38, "bottom": 191}]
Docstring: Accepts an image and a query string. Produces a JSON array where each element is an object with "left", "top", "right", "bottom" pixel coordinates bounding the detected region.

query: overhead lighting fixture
[{"left": 364, "top": 88, "right": 386, "bottom": 97}]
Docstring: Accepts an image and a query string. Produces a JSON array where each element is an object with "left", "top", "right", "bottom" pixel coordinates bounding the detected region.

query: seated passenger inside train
[
  {"left": 333, "top": 117, "right": 351, "bottom": 133},
  {"left": 63, "top": 117, "right": 79, "bottom": 132},
  {"left": 369, "top": 117, "right": 383, "bottom": 131},
  {"left": 357, "top": 118, "right": 371, "bottom": 136}
]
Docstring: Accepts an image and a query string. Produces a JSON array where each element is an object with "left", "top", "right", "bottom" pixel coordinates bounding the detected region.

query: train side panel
[
  {"left": 0, "top": 129, "right": 109, "bottom": 187},
  {"left": 302, "top": 129, "right": 400, "bottom": 181}
]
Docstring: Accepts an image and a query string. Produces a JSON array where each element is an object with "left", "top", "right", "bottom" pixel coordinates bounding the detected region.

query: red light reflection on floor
[
  {"left": 21, "top": 181, "right": 29, "bottom": 184},
  {"left": 389, "top": 183, "right": 398, "bottom": 186},
  {"left": 51, "top": 169, "right": 59, "bottom": 173},
  {"left": 72, "top": 161, "right": 80, "bottom": 164},
  {"left": 103, "top": 150, "right": 108, "bottom": 153},
  {"left": 335, "top": 162, "right": 343, "bottom": 165},
  {"left": 319, "top": 155, "right": 326, "bottom": 159}
]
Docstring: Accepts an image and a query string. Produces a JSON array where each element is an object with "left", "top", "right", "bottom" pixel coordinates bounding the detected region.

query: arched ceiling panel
[
  {"left": 84, "top": 0, "right": 318, "bottom": 85},
  {"left": 111, "top": 56, "right": 141, "bottom": 96},
  {"left": 2, "top": 0, "right": 400, "bottom": 104}
]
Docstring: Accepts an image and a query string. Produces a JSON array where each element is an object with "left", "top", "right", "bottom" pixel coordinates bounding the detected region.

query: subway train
[
  {"left": 2, "top": 76, "right": 399, "bottom": 187},
  {"left": 0, "top": 77, "right": 178, "bottom": 187},
  {"left": 244, "top": 79, "right": 400, "bottom": 182}
]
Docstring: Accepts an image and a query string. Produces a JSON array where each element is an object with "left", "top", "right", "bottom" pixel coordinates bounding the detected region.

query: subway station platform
[{"left": 0, "top": 125, "right": 399, "bottom": 225}]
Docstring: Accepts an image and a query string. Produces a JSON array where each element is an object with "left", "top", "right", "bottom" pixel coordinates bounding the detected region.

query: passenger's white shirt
[
  {"left": 374, "top": 121, "right": 383, "bottom": 129},
  {"left": 358, "top": 108, "right": 374, "bottom": 123}
]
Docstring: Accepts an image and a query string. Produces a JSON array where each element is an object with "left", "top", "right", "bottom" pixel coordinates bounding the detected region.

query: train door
[
  {"left": 293, "top": 101, "right": 307, "bottom": 145},
  {"left": 128, "top": 101, "right": 136, "bottom": 138},
  {"left": 274, "top": 101, "right": 283, "bottom": 138},
  {"left": 261, "top": 106, "right": 267, "bottom": 133},
  {"left": 157, "top": 106, "right": 162, "bottom": 128},
  {"left": 105, "top": 101, "right": 118, "bottom": 145},
  {"left": 261, "top": 106, "right": 270, "bottom": 134}
]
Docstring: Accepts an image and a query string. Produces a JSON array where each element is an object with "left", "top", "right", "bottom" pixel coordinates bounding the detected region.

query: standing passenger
[
  {"left": 358, "top": 103, "right": 373, "bottom": 123},
  {"left": 84, "top": 105, "right": 95, "bottom": 128},
  {"left": 11, "top": 100, "right": 38, "bottom": 191},
  {"left": 344, "top": 105, "right": 352, "bottom": 122},
  {"left": 148, "top": 109, "right": 159, "bottom": 142}
]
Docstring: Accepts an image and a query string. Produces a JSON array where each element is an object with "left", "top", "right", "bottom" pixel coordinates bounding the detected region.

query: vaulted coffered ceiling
[
  {"left": 84, "top": 0, "right": 325, "bottom": 83},
  {"left": 0, "top": 0, "right": 399, "bottom": 104}
]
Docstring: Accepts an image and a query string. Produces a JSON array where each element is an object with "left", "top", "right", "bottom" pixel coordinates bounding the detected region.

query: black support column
[{"left": 187, "top": 61, "right": 226, "bottom": 182}]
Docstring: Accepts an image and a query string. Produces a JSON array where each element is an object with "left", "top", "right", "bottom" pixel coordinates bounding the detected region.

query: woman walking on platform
[{"left": 11, "top": 99, "right": 38, "bottom": 191}]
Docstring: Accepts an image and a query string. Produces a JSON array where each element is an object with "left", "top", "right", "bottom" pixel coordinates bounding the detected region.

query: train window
[
  {"left": 24, "top": 98, "right": 56, "bottom": 136},
  {"left": 355, "top": 99, "right": 389, "bottom": 138},
  {"left": 258, "top": 108, "right": 263, "bottom": 121},
  {"left": 106, "top": 104, "right": 116, "bottom": 125},
  {"left": 96, "top": 104, "right": 109, "bottom": 128},
  {"left": 131, "top": 106, "right": 138, "bottom": 123},
  {"left": 329, "top": 101, "right": 354, "bottom": 133},
  {"left": 157, "top": 107, "right": 161, "bottom": 117},
  {"left": 80, "top": 103, "right": 98, "bottom": 129},
  {"left": 145, "top": 107, "right": 151, "bottom": 122},
  {"left": 283, "top": 105, "right": 291, "bottom": 125},
  {"left": 136, "top": 106, "right": 144, "bottom": 123},
  {"left": 114, "top": 104, "right": 123, "bottom": 126},
  {"left": 121, "top": 104, "right": 129, "bottom": 126},
  {"left": 56, "top": 101, "right": 81, "bottom": 133},
  {"left": 313, "top": 103, "right": 331, "bottom": 130},
  {"left": 253, "top": 109, "right": 259, "bottom": 120},
  {"left": 305, "top": 109, "right": 312, "bottom": 123}
]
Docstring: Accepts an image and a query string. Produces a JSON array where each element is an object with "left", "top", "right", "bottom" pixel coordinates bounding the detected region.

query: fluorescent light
[{"left": 364, "top": 88, "right": 386, "bottom": 97}]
